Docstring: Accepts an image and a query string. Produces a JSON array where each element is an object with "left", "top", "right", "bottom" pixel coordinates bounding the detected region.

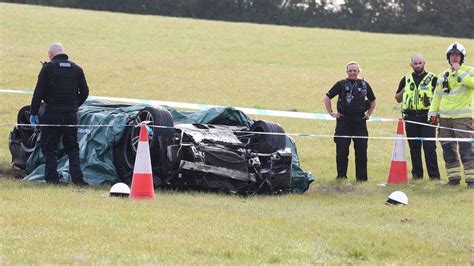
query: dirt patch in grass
[
  {"left": 307, "top": 183, "right": 355, "bottom": 195},
  {"left": 0, "top": 166, "right": 18, "bottom": 178}
]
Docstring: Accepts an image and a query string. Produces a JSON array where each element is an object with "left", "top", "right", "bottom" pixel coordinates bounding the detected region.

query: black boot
[
  {"left": 45, "top": 177, "right": 61, "bottom": 184},
  {"left": 447, "top": 179, "right": 460, "bottom": 186},
  {"left": 72, "top": 178, "right": 88, "bottom": 186}
]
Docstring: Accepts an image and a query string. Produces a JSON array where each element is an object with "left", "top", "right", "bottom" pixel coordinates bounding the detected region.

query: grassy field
[
  {"left": 2, "top": 177, "right": 473, "bottom": 264},
  {"left": 0, "top": 3, "right": 473, "bottom": 264}
]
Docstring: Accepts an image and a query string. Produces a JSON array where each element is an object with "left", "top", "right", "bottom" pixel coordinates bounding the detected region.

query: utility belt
[
  {"left": 45, "top": 105, "right": 79, "bottom": 114},
  {"left": 401, "top": 109, "right": 428, "bottom": 116},
  {"left": 340, "top": 111, "right": 365, "bottom": 116},
  {"left": 338, "top": 112, "right": 366, "bottom": 123}
]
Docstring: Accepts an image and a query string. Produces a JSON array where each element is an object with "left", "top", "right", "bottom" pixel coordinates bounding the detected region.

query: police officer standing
[
  {"left": 394, "top": 54, "right": 440, "bottom": 180},
  {"left": 323, "top": 62, "right": 377, "bottom": 181},
  {"left": 29, "top": 43, "right": 89, "bottom": 185},
  {"left": 429, "top": 42, "right": 473, "bottom": 188}
]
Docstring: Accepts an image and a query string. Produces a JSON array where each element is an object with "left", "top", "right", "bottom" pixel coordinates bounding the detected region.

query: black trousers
[
  {"left": 40, "top": 110, "right": 83, "bottom": 183},
  {"left": 334, "top": 115, "right": 368, "bottom": 181},
  {"left": 404, "top": 114, "right": 440, "bottom": 179}
]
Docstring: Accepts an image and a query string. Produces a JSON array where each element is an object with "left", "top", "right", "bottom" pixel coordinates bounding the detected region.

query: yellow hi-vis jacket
[
  {"left": 402, "top": 72, "right": 435, "bottom": 111},
  {"left": 428, "top": 65, "right": 474, "bottom": 119}
]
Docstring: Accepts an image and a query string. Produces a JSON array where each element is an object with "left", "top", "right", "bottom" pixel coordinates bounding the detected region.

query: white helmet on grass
[
  {"left": 109, "top": 182, "right": 131, "bottom": 197},
  {"left": 386, "top": 191, "right": 408, "bottom": 206}
]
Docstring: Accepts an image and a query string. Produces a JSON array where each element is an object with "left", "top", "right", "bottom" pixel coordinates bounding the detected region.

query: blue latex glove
[
  {"left": 146, "top": 125, "right": 154, "bottom": 139},
  {"left": 29, "top": 115, "right": 39, "bottom": 125}
]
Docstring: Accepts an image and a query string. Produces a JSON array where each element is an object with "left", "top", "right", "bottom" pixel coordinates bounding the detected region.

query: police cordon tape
[
  {"left": 1, "top": 88, "right": 473, "bottom": 140},
  {"left": 1, "top": 123, "right": 472, "bottom": 142},
  {"left": 1, "top": 88, "right": 387, "bottom": 121}
]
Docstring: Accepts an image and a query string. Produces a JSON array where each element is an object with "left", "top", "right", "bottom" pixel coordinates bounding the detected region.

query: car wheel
[
  {"left": 114, "top": 107, "right": 174, "bottom": 185},
  {"left": 16, "top": 105, "right": 39, "bottom": 151},
  {"left": 247, "top": 120, "right": 286, "bottom": 153},
  {"left": 113, "top": 126, "right": 135, "bottom": 184},
  {"left": 129, "top": 107, "right": 174, "bottom": 155}
]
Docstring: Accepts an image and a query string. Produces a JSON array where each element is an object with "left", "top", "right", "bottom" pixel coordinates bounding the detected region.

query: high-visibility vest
[
  {"left": 429, "top": 65, "right": 474, "bottom": 119},
  {"left": 402, "top": 72, "right": 435, "bottom": 111}
]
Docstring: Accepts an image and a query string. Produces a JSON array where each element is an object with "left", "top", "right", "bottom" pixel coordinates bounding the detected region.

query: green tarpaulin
[{"left": 24, "top": 101, "right": 314, "bottom": 193}]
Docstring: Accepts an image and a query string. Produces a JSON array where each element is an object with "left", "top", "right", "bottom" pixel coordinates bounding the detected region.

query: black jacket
[{"left": 30, "top": 54, "right": 89, "bottom": 115}]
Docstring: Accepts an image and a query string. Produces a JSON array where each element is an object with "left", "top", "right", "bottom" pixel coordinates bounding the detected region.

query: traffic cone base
[
  {"left": 130, "top": 173, "right": 155, "bottom": 199},
  {"left": 387, "top": 161, "right": 408, "bottom": 184}
]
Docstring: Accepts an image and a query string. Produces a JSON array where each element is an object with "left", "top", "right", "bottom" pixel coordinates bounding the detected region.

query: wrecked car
[{"left": 9, "top": 101, "right": 314, "bottom": 194}]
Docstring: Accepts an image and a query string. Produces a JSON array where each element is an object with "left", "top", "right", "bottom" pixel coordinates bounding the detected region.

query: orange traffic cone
[
  {"left": 387, "top": 119, "right": 408, "bottom": 184},
  {"left": 130, "top": 123, "right": 155, "bottom": 199}
]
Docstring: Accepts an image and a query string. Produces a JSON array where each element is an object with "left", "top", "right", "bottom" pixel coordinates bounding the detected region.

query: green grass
[
  {"left": 0, "top": 3, "right": 473, "bottom": 264},
  {"left": 2, "top": 177, "right": 472, "bottom": 264}
]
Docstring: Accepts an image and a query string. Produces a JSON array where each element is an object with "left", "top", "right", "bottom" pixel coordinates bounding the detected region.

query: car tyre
[
  {"left": 16, "top": 105, "right": 39, "bottom": 151},
  {"left": 247, "top": 120, "right": 286, "bottom": 153},
  {"left": 114, "top": 107, "right": 174, "bottom": 185}
]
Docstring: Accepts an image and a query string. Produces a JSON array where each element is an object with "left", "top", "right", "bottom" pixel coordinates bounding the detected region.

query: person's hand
[
  {"left": 429, "top": 115, "right": 438, "bottom": 125},
  {"left": 451, "top": 62, "right": 460, "bottom": 73},
  {"left": 330, "top": 112, "right": 342, "bottom": 119},
  {"left": 29, "top": 115, "right": 39, "bottom": 126},
  {"left": 363, "top": 112, "right": 371, "bottom": 120}
]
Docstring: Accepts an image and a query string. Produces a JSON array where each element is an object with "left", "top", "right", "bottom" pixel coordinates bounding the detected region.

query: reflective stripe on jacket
[{"left": 428, "top": 65, "right": 474, "bottom": 118}]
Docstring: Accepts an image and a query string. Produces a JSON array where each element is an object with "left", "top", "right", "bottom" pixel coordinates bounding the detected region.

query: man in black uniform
[
  {"left": 323, "top": 62, "right": 377, "bottom": 181},
  {"left": 29, "top": 43, "right": 89, "bottom": 185},
  {"left": 394, "top": 54, "right": 440, "bottom": 180}
]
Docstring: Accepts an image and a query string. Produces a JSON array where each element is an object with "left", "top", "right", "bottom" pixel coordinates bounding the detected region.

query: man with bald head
[
  {"left": 30, "top": 42, "right": 89, "bottom": 185},
  {"left": 395, "top": 54, "right": 440, "bottom": 181}
]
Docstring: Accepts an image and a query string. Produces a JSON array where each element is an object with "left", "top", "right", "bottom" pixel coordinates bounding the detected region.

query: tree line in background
[{"left": 3, "top": 0, "right": 473, "bottom": 38}]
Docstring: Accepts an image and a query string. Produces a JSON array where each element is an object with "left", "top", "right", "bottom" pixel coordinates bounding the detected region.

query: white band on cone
[
  {"left": 133, "top": 141, "right": 152, "bottom": 174},
  {"left": 391, "top": 134, "right": 406, "bottom": 161}
]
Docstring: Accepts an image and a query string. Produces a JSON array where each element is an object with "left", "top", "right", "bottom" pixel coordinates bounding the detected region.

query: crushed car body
[{"left": 9, "top": 101, "right": 314, "bottom": 194}]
